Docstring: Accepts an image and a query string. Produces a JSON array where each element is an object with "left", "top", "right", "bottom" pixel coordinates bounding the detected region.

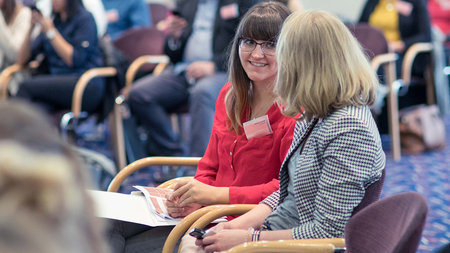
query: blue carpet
[{"left": 77, "top": 115, "right": 450, "bottom": 252}]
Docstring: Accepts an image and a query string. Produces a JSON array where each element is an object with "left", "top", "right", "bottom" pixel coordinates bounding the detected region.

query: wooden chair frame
[
  {"left": 371, "top": 53, "right": 401, "bottom": 160},
  {"left": 0, "top": 63, "right": 119, "bottom": 164},
  {"left": 107, "top": 156, "right": 200, "bottom": 192},
  {"left": 112, "top": 55, "right": 170, "bottom": 170},
  {"left": 401, "top": 42, "right": 435, "bottom": 105},
  {"left": 161, "top": 204, "right": 345, "bottom": 253}
]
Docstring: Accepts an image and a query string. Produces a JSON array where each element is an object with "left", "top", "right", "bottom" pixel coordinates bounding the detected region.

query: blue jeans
[{"left": 128, "top": 68, "right": 226, "bottom": 157}]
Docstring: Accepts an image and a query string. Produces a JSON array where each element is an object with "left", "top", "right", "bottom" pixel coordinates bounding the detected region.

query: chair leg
[
  {"left": 109, "top": 103, "right": 127, "bottom": 170},
  {"left": 385, "top": 62, "right": 401, "bottom": 161}
]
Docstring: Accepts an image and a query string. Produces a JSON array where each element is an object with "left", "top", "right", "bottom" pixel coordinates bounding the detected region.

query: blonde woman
[
  {"left": 189, "top": 10, "right": 385, "bottom": 253},
  {"left": 0, "top": 101, "right": 109, "bottom": 253}
]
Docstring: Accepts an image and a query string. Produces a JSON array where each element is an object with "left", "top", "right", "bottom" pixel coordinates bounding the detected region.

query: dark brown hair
[
  {"left": 1, "top": 0, "right": 16, "bottom": 25},
  {"left": 226, "top": 1, "right": 291, "bottom": 134}
]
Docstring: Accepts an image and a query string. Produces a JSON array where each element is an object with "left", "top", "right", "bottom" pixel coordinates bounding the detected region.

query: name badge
[
  {"left": 243, "top": 115, "right": 273, "bottom": 140},
  {"left": 220, "top": 3, "right": 239, "bottom": 20}
]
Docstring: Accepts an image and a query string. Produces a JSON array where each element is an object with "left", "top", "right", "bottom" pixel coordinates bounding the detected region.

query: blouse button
[{"left": 230, "top": 152, "right": 232, "bottom": 156}]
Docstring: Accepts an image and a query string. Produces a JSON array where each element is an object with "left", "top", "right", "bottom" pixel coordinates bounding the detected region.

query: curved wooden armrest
[
  {"left": 189, "top": 204, "right": 257, "bottom": 231},
  {"left": 162, "top": 205, "right": 227, "bottom": 253},
  {"left": 71, "top": 67, "right": 117, "bottom": 118},
  {"left": 226, "top": 241, "right": 337, "bottom": 253},
  {"left": 0, "top": 64, "right": 25, "bottom": 99},
  {"left": 370, "top": 53, "right": 397, "bottom": 73},
  {"left": 402, "top": 42, "right": 433, "bottom": 86},
  {"left": 107, "top": 156, "right": 201, "bottom": 192},
  {"left": 157, "top": 176, "right": 194, "bottom": 189},
  {"left": 125, "top": 54, "right": 170, "bottom": 88}
]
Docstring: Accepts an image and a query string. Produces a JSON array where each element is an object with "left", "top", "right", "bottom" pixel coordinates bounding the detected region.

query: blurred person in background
[
  {"left": 0, "top": 0, "right": 31, "bottom": 70},
  {"left": 14, "top": 0, "right": 104, "bottom": 114},
  {"left": 0, "top": 0, "right": 32, "bottom": 95},
  {"left": 0, "top": 100, "right": 109, "bottom": 253},
  {"left": 359, "top": 0, "right": 432, "bottom": 75},
  {"left": 37, "top": 0, "right": 108, "bottom": 38}
]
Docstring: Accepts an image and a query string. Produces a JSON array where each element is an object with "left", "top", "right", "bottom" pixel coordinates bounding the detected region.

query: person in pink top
[{"left": 167, "top": 1, "right": 294, "bottom": 218}]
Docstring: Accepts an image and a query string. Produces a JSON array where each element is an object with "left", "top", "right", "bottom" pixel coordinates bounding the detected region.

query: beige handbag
[{"left": 399, "top": 104, "right": 446, "bottom": 154}]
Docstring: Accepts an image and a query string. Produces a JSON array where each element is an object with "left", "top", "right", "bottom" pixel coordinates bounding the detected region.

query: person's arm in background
[
  {"left": 82, "top": 0, "right": 108, "bottom": 38},
  {"left": 163, "top": 2, "right": 188, "bottom": 64},
  {"left": 0, "top": 8, "right": 32, "bottom": 64},
  {"left": 17, "top": 11, "right": 42, "bottom": 66},
  {"left": 35, "top": 15, "right": 73, "bottom": 66}
]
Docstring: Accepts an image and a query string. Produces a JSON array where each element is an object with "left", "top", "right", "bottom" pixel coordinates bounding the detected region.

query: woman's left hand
[
  {"left": 169, "top": 179, "right": 229, "bottom": 206},
  {"left": 196, "top": 229, "right": 250, "bottom": 253}
]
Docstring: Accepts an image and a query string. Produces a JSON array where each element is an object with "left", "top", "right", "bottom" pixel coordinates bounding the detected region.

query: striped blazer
[{"left": 262, "top": 105, "right": 385, "bottom": 239}]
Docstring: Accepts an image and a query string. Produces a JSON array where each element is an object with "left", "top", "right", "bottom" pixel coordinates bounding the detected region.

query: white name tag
[{"left": 243, "top": 115, "right": 273, "bottom": 140}]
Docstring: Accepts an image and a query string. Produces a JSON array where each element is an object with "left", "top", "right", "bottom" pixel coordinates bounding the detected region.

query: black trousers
[{"left": 15, "top": 74, "right": 104, "bottom": 113}]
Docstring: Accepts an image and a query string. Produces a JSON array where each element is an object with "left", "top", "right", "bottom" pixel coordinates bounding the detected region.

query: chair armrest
[
  {"left": 71, "top": 67, "right": 117, "bottom": 118},
  {"left": 401, "top": 42, "right": 433, "bottom": 86},
  {"left": 125, "top": 54, "right": 170, "bottom": 88},
  {"left": 162, "top": 205, "right": 227, "bottom": 253},
  {"left": 189, "top": 204, "right": 257, "bottom": 231},
  {"left": 107, "top": 156, "right": 201, "bottom": 192},
  {"left": 226, "top": 241, "right": 337, "bottom": 253},
  {"left": 370, "top": 53, "right": 397, "bottom": 73},
  {"left": 157, "top": 176, "right": 194, "bottom": 189},
  {"left": 0, "top": 64, "right": 24, "bottom": 99}
]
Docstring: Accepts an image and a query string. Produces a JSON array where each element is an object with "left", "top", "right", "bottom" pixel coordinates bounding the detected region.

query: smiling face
[{"left": 239, "top": 39, "right": 278, "bottom": 87}]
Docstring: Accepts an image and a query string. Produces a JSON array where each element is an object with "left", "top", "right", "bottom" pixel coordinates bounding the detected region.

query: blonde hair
[
  {"left": 0, "top": 142, "right": 109, "bottom": 253},
  {"left": 0, "top": 101, "right": 109, "bottom": 253},
  {"left": 275, "top": 10, "right": 378, "bottom": 120}
]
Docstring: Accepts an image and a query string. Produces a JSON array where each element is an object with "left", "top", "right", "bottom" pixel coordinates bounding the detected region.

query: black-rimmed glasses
[{"left": 239, "top": 38, "right": 277, "bottom": 56}]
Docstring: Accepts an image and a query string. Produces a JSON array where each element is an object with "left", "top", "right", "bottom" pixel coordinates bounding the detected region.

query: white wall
[{"left": 301, "top": 0, "right": 367, "bottom": 23}]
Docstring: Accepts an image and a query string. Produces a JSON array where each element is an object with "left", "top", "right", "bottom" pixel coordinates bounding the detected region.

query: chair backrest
[
  {"left": 149, "top": 3, "right": 169, "bottom": 26},
  {"left": 113, "top": 27, "right": 165, "bottom": 72},
  {"left": 347, "top": 23, "right": 390, "bottom": 60},
  {"left": 351, "top": 169, "right": 385, "bottom": 216},
  {"left": 345, "top": 192, "right": 428, "bottom": 253}
]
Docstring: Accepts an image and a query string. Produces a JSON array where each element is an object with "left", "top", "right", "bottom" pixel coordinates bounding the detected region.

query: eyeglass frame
[{"left": 238, "top": 38, "right": 277, "bottom": 56}]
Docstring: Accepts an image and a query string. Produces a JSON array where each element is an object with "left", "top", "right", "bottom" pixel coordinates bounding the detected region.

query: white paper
[{"left": 88, "top": 190, "right": 180, "bottom": 227}]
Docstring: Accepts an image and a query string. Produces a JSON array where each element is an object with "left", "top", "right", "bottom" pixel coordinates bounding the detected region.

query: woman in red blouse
[{"left": 167, "top": 2, "right": 295, "bottom": 218}]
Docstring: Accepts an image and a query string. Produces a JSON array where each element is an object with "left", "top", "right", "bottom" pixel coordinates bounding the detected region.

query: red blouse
[
  {"left": 428, "top": 0, "right": 450, "bottom": 34},
  {"left": 194, "top": 82, "right": 296, "bottom": 204}
]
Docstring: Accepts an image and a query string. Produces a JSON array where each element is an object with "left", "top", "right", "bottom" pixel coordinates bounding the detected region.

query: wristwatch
[{"left": 46, "top": 29, "right": 56, "bottom": 40}]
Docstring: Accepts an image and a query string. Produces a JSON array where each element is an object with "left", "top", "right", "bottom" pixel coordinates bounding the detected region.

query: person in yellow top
[{"left": 360, "top": 0, "right": 431, "bottom": 55}]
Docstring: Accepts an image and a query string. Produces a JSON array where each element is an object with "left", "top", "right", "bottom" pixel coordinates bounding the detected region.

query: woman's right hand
[{"left": 30, "top": 10, "right": 42, "bottom": 27}]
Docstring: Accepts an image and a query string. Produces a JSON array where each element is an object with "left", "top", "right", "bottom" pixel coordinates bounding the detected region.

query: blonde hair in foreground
[
  {"left": 0, "top": 142, "right": 109, "bottom": 253},
  {"left": 275, "top": 10, "right": 378, "bottom": 120}
]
